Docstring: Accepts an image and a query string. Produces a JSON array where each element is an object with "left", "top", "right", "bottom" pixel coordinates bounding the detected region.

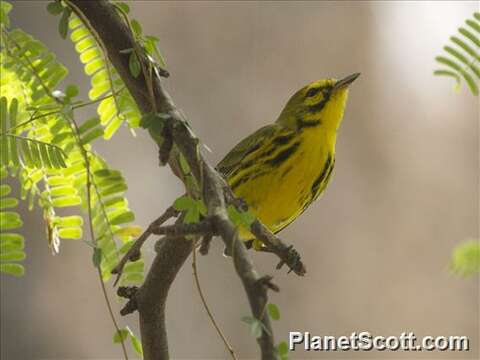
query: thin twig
[
  {"left": 151, "top": 219, "right": 213, "bottom": 237},
  {"left": 111, "top": 206, "right": 178, "bottom": 285},
  {"left": 224, "top": 188, "right": 307, "bottom": 276},
  {"left": 4, "top": 90, "right": 122, "bottom": 134},
  {"left": 192, "top": 238, "right": 237, "bottom": 360},
  {"left": 68, "top": 114, "right": 130, "bottom": 360}
]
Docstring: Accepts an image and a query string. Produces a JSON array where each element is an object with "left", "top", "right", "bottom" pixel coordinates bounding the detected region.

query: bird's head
[{"left": 277, "top": 73, "right": 359, "bottom": 132}]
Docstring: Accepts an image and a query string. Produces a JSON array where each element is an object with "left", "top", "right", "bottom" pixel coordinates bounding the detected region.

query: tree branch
[
  {"left": 70, "top": 2, "right": 303, "bottom": 359},
  {"left": 111, "top": 206, "right": 178, "bottom": 286}
]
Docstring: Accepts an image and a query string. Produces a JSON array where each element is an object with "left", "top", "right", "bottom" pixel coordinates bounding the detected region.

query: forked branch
[{"left": 70, "top": 2, "right": 305, "bottom": 359}]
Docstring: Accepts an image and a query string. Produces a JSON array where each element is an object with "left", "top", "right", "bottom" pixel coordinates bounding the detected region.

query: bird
[{"left": 217, "top": 73, "right": 359, "bottom": 250}]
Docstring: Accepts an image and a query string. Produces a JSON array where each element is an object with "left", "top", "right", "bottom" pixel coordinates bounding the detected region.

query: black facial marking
[
  {"left": 305, "top": 86, "right": 321, "bottom": 98},
  {"left": 307, "top": 86, "right": 333, "bottom": 113}
]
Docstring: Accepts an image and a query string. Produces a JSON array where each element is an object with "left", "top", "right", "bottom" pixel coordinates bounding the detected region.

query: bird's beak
[{"left": 333, "top": 73, "right": 360, "bottom": 91}]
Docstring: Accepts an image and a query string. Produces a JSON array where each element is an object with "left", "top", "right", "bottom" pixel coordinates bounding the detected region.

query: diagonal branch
[
  {"left": 112, "top": 206, "right": 178, "bottom": 286},
  {"left": 69, "top": 2, "right": 304, "bottom": 359}
]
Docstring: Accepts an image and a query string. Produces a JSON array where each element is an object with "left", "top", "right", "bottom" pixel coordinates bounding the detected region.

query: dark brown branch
[
  {"left": 202, "top": 162, "right": 277, "bottom": 358},
  {"left": 224, "top": 189, "right": 307, "bottom": 276},
  {"left": 111, "top": 206, "right": 178, "bottom": 286},
  {"left": 251, "top": 220, "right": 306, "bottom": 276},
  {"left": 70, "top": 2, "right": 300, "bottom": 359},
  {"left": 150, "top": 218, "right": 213, "bottom": 237}
]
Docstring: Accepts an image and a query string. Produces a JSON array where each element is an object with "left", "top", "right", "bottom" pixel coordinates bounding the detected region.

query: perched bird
[{"left": 217, "top": 73, "right": 359, "bottom": 249}]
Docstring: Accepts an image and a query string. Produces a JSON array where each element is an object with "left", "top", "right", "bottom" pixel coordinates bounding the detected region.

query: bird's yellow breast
[{"left": 229, "top": 125, "right": 336, "bottom": 239}]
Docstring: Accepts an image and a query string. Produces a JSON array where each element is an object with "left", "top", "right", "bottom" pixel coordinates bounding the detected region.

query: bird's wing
[{"left": 216, "top": 124, "right": 279, "bottom": 177}]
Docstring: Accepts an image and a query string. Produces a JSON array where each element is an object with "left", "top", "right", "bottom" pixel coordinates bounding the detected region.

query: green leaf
[
  {"left": 227, "top": 205, "right": 255, "bottom": 229},
  {"left": 110, "top": 211, "right": 135, "bottom": 225},
  {"left": 197, "top": 200, "right": 207, "bottom": 216},
  {"left": 131, "top": 19, "right": 142, "bottom": 36},
  {"left": 39, "top": 143, "right": 53, "bottom": 168},
  {"left": 179, "top": 153, "right": 191, "bottom": 174},
  {"left": 47, "top": 1, "right": 64, "bottom": 15},
  {"left": 450, "top": 240, "right": 480, "bottom": 277},
  {"left": 48, "top": 147, "right": 67, "bottom": 168},
  {"left": 184, "top": 207, "right": 200, "bottom": 224},
  {"left": 112, "top": 326, "right": 143, "bottom": 356},
  {"left": 68, "top": 12, "right": 142, "bottom": 138},
  {"left": 114, "top": 225, "right": 142, "bottom": 238},
  {"left": 1, "top": 241, "right": 24, "bottom": 253},
  {"left": 58, "top": 227, "right": 82, "bottom": 239},
  {"left": 51, "top": 195, "right": 82, "bottom": 208},
  {"left": 0, "top": 233, "right": 23, "bottom": 245},
  {"left": 129, "top": 52, "right": 141, "bottom": 78},
  {"left": 92, "top": 247, "right": 102, "bottom": 267},
  {"left": 241, "top": 315, "right": 263, "bottom": 338},
  {"left": 435, "top": 56, "right": 478, "bottom": 95},
  {"left": 0, "top": 263, "right": 24, "bottom": 277},
  {"left": 434, "top": 14, "right": 480, "bottom": 96},
  {"left": 267, "top": 303, "right": 280, "bottom": 320},
  {"left": 0, "top": 184, "right": 11, "bottom": 196},
  {"left": 250, "top": 319, "right": 263, "bottom": 338},
  {"left": 79, "top": 117, "right": 101, "bottom": 134},
  {"left": 0, "top": 211, "right": 23, "bottom": 230},
  {"left": 450, "top": 36, "right": 479, "bottom": 61},
  {"left": 55, "top": 215, "right": 83, "bottom": 227},
  {"left": 0, "top": 1, "right": 13, "bottom": 27},
  {"left": 65, "top": 84, "right": 79, "bottom": 99},
  {"left": 434, "top": 69, "right": 460, "bottom": 82},
  {"left": 0, "top": 197, "right": 18, "bottom": 209},
  {"left": 173, "top": 195, "right": 195, "bottom": 211},
  {"left": 58, "top": 8, "right": 71, "bottom": 39},
  {"left": 459, "top": 26, "right": 480, "bottom": 48},
  {"left": 277, "top": 341, "right": 289, "bottom": 359},
  {"left": 115, "top": 2, "right": 130, "bottom": 14},
  {"left": 113, "top": 329, "right": 129, "bottom": 343},
  {"left": 130, "top": 333, "right": 143, "bottom": 356},
  {"left": 80, "top": 127, "right": 104, "bottom": 145},
  {"left": 0, "top": 250, "right": 26, "bottom": 261}
]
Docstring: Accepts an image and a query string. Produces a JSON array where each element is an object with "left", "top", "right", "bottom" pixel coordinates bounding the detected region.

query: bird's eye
[{"left": 305, "top": 87, "right": 321, "bottom": 98}]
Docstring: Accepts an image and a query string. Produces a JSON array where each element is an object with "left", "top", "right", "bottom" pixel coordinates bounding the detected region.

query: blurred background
[{"left": 1, "top": 1, "right": 478, "bottom": 359}]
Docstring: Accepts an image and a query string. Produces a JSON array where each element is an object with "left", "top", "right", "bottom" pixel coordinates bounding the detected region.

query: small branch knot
[
  {"left": 256, "top": 275, "right": 280, "bottom": 293},
  {"left": 117, "top": 286, "right": 138, "bottom": 299},
  {"left": 154, "top": 236, "right": 167, "bottom": 253},
  {"left": 159, "top": 122, "right": 173, "bottom": 166},
  {"left": 275, "top": 245, "right": 306, "bottom": 276},
  {"left": 118, "top": 286, "right": 139, "bottom": 316}
]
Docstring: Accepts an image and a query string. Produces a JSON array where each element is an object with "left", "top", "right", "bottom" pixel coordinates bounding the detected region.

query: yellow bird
[{"left": 217, "top": 73, "right": 359, "bottom": 249}]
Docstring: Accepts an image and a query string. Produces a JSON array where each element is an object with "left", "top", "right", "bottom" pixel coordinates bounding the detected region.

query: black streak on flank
[
  {"left": 231, "top": 169, "right": 268, "bottom": 191},
  {"left": 281, "top": 165, "right": 293, "bottom": 178},
  {"left": 265, "top": 141, "right": 301, "bottom": 168},
  {"left": 230, "top": 174, "right": 252, "bottom": 191},
  {"left": 297, "top": 118, "right": 321, "bottom": 129},
  {"left": 273, "top": 132, "right": 295, "bottom": 145},
  {"left": 243, "top": 142, "right": 263, "bottom": 158},
  {"left": 310, "top": 154, "right": 334, "bottom": 199}
]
